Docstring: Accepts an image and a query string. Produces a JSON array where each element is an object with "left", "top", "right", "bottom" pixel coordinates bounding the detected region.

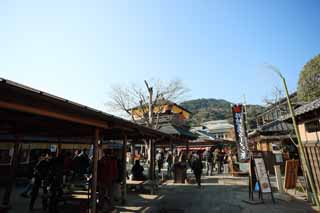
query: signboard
[
  {"left": 232, "top": 104, "right": 249, "bottom": 161},
  {"left": 50, "top": 144, "right": 57, "bottom": 153},
  {"left": 254, "top": 158, "right": 272, "bottom": 193},
  {"left": 284, "top": 160, "right": 299, "bottom": 189},
  {"left": 275, "top": 153, "right": 283, "bottom": 163}
]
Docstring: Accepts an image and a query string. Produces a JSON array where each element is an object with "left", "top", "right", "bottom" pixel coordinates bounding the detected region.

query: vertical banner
[{"left": 232, "top": 104, "right": 249, "bottom": 161}]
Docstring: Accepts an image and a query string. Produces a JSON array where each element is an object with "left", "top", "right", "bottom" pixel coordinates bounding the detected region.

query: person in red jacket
[{"left": 97, "top": 149, "right": 118, "bottom": 210}]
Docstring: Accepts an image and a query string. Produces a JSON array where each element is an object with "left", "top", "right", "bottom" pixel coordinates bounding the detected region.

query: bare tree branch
[{"left": 107, "top": 79, "right": 189, "bottom": 129}]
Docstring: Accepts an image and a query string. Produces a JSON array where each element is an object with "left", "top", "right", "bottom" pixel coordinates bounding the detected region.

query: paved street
[
  {"left": 1, "top": 175, "right": 317, "bottom": 213},
  {"left": 116, "top": 176, "right": 317, "bottom": 213}
]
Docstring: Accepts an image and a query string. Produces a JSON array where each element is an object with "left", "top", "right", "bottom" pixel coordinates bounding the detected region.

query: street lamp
[{"left": 266, "top": 64, "right": 320, "bottom": 208}]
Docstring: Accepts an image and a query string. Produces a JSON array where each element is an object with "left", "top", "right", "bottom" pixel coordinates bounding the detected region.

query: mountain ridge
[{"left": 180, "top": 98, "right": 265, "bottom": 129}]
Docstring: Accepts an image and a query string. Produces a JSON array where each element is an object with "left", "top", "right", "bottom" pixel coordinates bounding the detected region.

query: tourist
[
  {"left": 131, "top": 160, "right": 146, "bottom": 181},
  {"left": 190, "top": 151, "right": 203, "bottom": 187},
  {"left": 47, "top": 153, "right": 64, "bottom": 213},
  {"left": 212, "top": 149, "right": 219, "bottom": 173},
  {"left": 20, "top": 155, "right": 38, "bottom": 198},
  {"left": 218, "top": 149, "right": 225, "bottom": 174},
  {"left": 166, "top": 151, "right": 173, "bottom": 178},
  {"left": 97, "top": 149, "right": 118, "bottom": 211},
  {"left": 156, "top": 150, "right": 164, "bottom": 174},
  {"left": 63, "top": 151, "right": 73, "bottom": 183},
  {"left": 203, "top": 148, "right": 213, "bottom": 176},
  {"left": 29, "top": 151, "right": 51, "bottom": 211},
  {"left": 78, "top": 148, "right": 90, "bottom": 175}
]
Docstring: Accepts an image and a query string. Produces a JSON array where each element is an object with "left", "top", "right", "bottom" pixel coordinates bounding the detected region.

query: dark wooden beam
[
  {"left": 121, "top": 135, "right": 127, "bottom": 204},
  {"left": 0, "top": 100, "right": 109, "bottom": 129}
]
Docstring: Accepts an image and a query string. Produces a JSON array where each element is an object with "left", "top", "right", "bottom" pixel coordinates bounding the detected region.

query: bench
[{"left": 126, "top": 180, "right": 157, "bottom": 194}]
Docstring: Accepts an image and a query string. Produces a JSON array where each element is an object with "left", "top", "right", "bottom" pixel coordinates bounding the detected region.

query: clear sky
[{"left": 1, "top": 0, "right": 320, "bottom": 111}]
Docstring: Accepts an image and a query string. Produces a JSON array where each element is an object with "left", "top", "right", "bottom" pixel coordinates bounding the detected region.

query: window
[{"left": 305, "top": 120, "right": 320, "bottom": 133}]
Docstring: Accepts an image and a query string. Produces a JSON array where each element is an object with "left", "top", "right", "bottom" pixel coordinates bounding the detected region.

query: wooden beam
[
  {"left": 91, "top": 128, "right": 100, "bottom": 213},
  {"left": 130, "top": 143, "right": 135, "bottom": 165},
  {"left": 0, "top": 100, "right": 109, "bottom": 129},
  {"left": 121, "top": 135, "right": 127, "bottom": 204},
  {"left": 186, "top": 139, "right": 190, "bottom": 157},
  {"left": 148, "top": 139, "right": 155, "bottom": 181}
]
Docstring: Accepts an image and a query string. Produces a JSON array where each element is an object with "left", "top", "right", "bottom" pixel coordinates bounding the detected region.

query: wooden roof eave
[{"left": 0, "top": 78, "right": 171, "bottom": 142}]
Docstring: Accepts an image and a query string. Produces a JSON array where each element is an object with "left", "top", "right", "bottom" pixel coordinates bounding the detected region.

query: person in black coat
[
  {"left": 29, "top": 151, "right": 51, "bottom": 211},
  {"left": 190, "top": 152, "right": 203, "bottom": 187}
]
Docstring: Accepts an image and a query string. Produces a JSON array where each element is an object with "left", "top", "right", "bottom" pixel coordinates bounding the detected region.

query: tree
[
  {"left": 107, "top": 79, "right": 188, "bottom": 176},
  {"left": 298, "top": 54, "right": 320, "bottom": 102},
  {"left": 107, "top": 79, "right": 189, "bottom": 128}
]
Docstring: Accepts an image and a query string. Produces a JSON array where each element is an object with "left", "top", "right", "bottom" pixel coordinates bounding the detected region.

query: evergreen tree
[{"left": 298, "top": 54, "right": 320, "bottom": 102}]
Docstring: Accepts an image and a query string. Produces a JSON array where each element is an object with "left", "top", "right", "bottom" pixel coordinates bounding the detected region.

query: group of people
[
  {"left": 20, "top": 148, "right": 122, "bottom": 212},
  {"left": 202, "top": 148, "right": 236, "bottom": 176},
  {"left": 18, "top": 146, "right": 236, "bottom": 212},
  {"left": 22, "top": 149, "right": 86, "bottom": 212},
  {"left": 151, "top": 147, "right": 237, "bottom": 187}
]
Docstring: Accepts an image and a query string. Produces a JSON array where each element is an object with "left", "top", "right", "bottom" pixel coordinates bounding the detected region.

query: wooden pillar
[
  {"left": 2, "top": 138, "right": 21, "bottom": 206},
  {"left": 56, "top": 143, "right": 62, "bottom": 157},
  {"left": 148, "top": 139, "right": 155, "bottom": 181},
  {"left": 121, "top": 135, "right": 127, "bottom": 204},
  {"left": 186, "top": 139, "right": 189, "bottom": 157},
  {"left": 90, "top": 128, "right": 100, "bottom": 213},
  {"left": 130, "top": 143, "right": 135, "bottom": 165},
  {"left": 170, "top": 139, "right": 174, "bottom": 153}
]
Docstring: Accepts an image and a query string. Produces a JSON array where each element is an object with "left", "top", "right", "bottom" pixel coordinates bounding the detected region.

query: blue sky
[{"left": 1, "top": 0, "right": 320, "bottom": 111}]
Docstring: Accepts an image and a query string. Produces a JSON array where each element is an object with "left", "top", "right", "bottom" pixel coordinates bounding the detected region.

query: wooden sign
[
  {"left": 254, "top": 158, "right": 272, "bottom": 193},
  {"left": 284, "top": 160, "right": 299, "bottom": 189}
]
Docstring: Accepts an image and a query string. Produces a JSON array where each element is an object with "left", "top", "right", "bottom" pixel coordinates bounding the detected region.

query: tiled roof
[
  {"left": 293, "top": 97, "right": 320, "bottom": 116},
  {"left": 158, "top": 124, "right": 197, "bottom": 139},
  {"left": 281, "top": 97, "right": 320, "bottom": 121},
  {"left": 259, "top": 120, "right": 294, "bottom": 132}
]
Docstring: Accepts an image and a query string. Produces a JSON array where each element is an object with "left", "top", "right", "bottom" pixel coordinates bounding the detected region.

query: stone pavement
[
  {"left": 115, "top": 175, "right": 317, "bottom": 213},
  {"left": 1, "top": 175, "right": 317, "bottom": 213}
]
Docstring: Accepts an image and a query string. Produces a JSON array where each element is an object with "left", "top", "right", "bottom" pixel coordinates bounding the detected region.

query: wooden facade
[
  {"left": 0, "top": 78, "right": 172, "bottom": 212},
  {"left": 284, "top": 96, "right": 320, "bottom": 198}
]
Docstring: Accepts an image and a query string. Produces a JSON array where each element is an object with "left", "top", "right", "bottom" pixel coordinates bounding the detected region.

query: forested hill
[{"left": 180, "top": 98, "right": 265, "bottom": 129}]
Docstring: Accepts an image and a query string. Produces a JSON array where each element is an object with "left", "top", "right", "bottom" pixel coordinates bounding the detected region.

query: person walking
[
  {"left": 190, "top": 152, "right": 203, "bottom": 187},
  {"left": 21, "top": 156, "right": 38, "bottom": 198},
  {"left": 97, "top": 149, "right": 118, "bottom": 211},
  {"left": 156, "top": 151, "right": 164, "bottom": 174},
  {"left": 217, "top": 149, "right": 224, "bottom": 174},
  {"left": 29, "top": 151, "right": 51, "bottom": 211},
  {"left": 212, "top": 149, "right": 219, "bottom": 173},
  {"left": 47, "top": 154, "right": 64, "bottom": 213},
  {"left": 166, "top": 151, "right": 173, "bottom": 178},
  {"left": 203, "top": 148, "right": 213, "bottom": 176}
]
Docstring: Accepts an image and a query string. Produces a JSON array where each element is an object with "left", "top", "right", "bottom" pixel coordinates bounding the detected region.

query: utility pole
[{"left": 267, "top": 65, "right": 320, "bottom": 208}]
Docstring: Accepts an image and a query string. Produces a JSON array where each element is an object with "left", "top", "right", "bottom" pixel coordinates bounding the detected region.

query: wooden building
[
  {"left": 283, "top": 97, "right": 320, "bottom": 197},
  {"left": 130, "top": 100, "right": 197, "bottom": 151},
  {"left": 249, "top": 93, "right": 301, "bottom": 174},
  {"left": 0, "top": 78, "right": 172, "bottom": 212}
]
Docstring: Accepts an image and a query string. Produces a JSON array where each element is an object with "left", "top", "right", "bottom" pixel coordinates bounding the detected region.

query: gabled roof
[
  {"left": 259, "top": 120, "right": 294, "bottom": 132},
  {"left": 249, "top": 119, "right": 295, "bottom": 138},
  {"left": 130, "top": 99, "right": 192, "bottom": 114},
  {"left": 256, "top": 92, "right": 298, "bottom": 117},
  {"left": 292, "top": 97, "right": 320, "bottom": 117},
  {"left": 192, "top": 130, "right": 216, "bottom": 140},
  {"left": 158, "top": 123, "right": 197, "bottom": 139},
  {"left": 281, "top": 97, "right": 320, "bottom": 122}
]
